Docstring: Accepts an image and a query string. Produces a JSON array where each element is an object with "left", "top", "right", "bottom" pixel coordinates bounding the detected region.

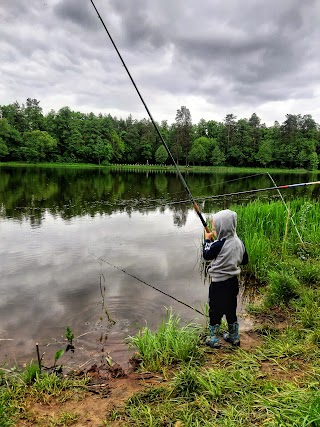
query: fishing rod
[
  {"left": 89, "top": 0, "right": 210, "bottom": 233},
  {"left": 89, "top": 250, "right": 206, "bottom": 317}
]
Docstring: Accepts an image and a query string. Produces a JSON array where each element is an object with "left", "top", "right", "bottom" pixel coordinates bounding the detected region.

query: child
[{"left": 203, "top": 209, "right": 248, "bottom": 348}]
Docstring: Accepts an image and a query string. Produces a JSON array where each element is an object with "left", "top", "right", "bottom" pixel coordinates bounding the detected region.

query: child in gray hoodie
[{"left": 203, "top": 209, "right": 248, "bottom": 348}]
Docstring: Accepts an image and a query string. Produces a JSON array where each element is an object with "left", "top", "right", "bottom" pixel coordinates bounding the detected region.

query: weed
[
  {"left": 65, "top": 326, "right": 74, "bottom": 347},
  {"left": 47, "top": 411, "right": 79, "bottom": 426},
  {"left": 54, "top": 349, "right": 65, "bottom": 368},
  {"left": 22, "top": 362, "right": 40, "bottom": 385}
]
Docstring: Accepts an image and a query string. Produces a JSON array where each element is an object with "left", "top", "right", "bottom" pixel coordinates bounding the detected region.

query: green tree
[
  {"left": 54, "top": 107, "right": 74, "bottom": 158},
  {"left": 255, "top": 139, "right": 273, "bottom": 167},
  {"left": 0, "top": 102, "right": 27, "bottom": 133},
  {"left": 248, "top": 112, "right": 261, "bottom": 154},
  {"left": 195, "top": 118, "right": 208, "bottom": 138},
  {"left": 99, "top": 114, "right": 124, "bottom": 163},
  {"left": 121, "top": 115, "right": 140, "bottom": 163},
  {"left": 0, "top": 137, "right": 9, "bottom": 158},
  {"left": 170, "top": 124, "right": 182, "bottom": 165},
  {"left": 308, "top": 152, "right": 319, "bottom": 170},
  {"left": 188, "top": 143, "right": 206, "bottom": 165},
  {"left": 224, "top": 114, "right": 237, "bottom": 149},
  {"left": 231, "top": 119, "right": 253, "bottom": 165},
  {"left": 207, "top": 120, "right": 223, "bottom": 139},
  {"left": 24, "top": 98, "right": 44, "bottom": 131},
  {"left": 280, "top": 114, "right": 300, "bottom": 167},
  {"left": 110, "top": 131, "right": 124, "bottom": 162},
  {"left": 138, "top": 119, "right": 157, "bottom": 163},
  {"left": 155, "top": 145, "right": 168, "bottom": 164},
  {"left": 211, "top": 145, "right": 225, "bottom": 166},
  {"left": 174, "top": 106, "right": 193, "bottom": 165},
  {"left": 93, "top": 137, "right": 113, "bottom": 165},
  {"left": 0, "top": 118, "right": 23, "bottom": 160},
  {"left": 191, "top": 136, "right": 212, "bottom": 163},
  {"left": 22, "top": 130, "right": 57, "bottom": 162}
]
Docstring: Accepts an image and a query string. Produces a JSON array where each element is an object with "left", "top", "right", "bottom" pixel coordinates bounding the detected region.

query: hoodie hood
[{"left": 212, "top": 209, "right": 237, "bottom": 240}]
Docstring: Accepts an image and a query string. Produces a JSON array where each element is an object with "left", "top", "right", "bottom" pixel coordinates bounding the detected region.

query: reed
[{"left": 236, "top": 198, "right": 320, "bottom": 258}]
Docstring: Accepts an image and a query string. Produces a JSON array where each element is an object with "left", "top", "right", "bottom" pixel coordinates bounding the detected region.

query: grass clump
[
  {"left": 0, "top": 367, "right": 88, "bottom": 426},
  {"left": 129, "top": 308, "right": 202, "bottom": 372},
  {"left": 264, "top": 270, "right": 300, "bottom": 307}
]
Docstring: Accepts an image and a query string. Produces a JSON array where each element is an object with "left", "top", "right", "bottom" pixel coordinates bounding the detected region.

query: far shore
[{"left": 0, "top": 161, "right": 317, "bottom": 175}]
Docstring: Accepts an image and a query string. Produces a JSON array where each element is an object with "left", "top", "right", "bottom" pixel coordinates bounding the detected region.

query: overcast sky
[{"left": 1, "top": 0, "right": 320, "bottom": 126}]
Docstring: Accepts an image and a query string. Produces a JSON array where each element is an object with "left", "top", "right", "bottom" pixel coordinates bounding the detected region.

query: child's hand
[{"left": 204, "top": 231, "right": 214, "bottom": 241}]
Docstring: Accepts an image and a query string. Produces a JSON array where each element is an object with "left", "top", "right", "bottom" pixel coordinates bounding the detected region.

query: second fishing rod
[{"left": 89, "top": 0, "right": 210, "bottom": 233}]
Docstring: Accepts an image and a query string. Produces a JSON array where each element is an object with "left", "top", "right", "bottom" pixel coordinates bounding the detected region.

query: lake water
[{"left": 0, "top": 166, "right": 318, "bottom": 370}]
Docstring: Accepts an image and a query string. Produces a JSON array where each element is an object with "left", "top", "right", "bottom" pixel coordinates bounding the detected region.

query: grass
[
  {"left": 236, "top": 199, "right": 320, "bottom": 308},
  {"left": 115, "top": 353, "right": 320, "bottom": 426},
  {"left": 128, "top": 308, "right": 202, "bottom": 373},
  {"left": 0, "top": 367, "right": 88, "bottom": 426},
  {"left": 108, "top": 323, "right": 320, "bottom": 426}
]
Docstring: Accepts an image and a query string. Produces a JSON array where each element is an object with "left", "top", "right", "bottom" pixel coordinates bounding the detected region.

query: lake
[{"left": 0, "top": 166, "right": 318, "bottom": 370}]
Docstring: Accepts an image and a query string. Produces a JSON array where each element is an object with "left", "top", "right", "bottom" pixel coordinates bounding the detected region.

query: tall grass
[
  {"left": 237, "top": 198, "right": 320, "bottom": 253},
  {"left": 235, "top": 198, "right": 320, "bottom": 305},
  {"left": 128, "top": 309, "right": 202, "bottom": 372}
]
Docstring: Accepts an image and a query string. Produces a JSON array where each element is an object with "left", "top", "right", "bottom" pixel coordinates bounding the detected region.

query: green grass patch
[
  {"left": 116, "top": 357, "right": 320, "bottom": 426},
  {"left": 0, "top": 367, "right": 88, "bottom": 426},
  {"left": 128, "top": 309, "right": 202, "bottom": 372}
]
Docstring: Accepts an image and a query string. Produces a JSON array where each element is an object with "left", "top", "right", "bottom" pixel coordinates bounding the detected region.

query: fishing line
[
  {"left": 89, "top": 250, "right": 206, "bottom": 317},
  {"left": 77, "top": 173, "right": 269, "bottom": 212},
  {"left": 159, "top": 180, "right": 320, "bottom": 207},
  {"left": 146, "top": 172, "right": 266, "bottom": 201},
  {"left": 267, "top": 173, "right": 306, "bottom": 249},
  {"left": 89, "top": 0, "right": 209, "bottom": 232},
  {"left": 187, "top": 172, "right": 266, "bottom": 194}
]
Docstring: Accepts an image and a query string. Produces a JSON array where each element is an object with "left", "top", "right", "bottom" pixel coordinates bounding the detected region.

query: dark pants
[{"left": 209, "top": 276, "right": 239, "bottom": 326}]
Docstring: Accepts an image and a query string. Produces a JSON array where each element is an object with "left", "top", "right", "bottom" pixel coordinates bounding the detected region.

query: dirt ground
[
  {"left": 16, "top": 330, "right": 263, "bottom": 427},
  {"left": 18, "top": 368, "right": 169, "bottom": 427}
]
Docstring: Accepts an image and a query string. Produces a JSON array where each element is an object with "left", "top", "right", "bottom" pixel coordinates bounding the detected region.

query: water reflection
[
  {"left": 0, "top": 166, "right": 318, "bottom": 226},
  {"left": 0, "top": 166, "right": 318, "bottom": 368}
]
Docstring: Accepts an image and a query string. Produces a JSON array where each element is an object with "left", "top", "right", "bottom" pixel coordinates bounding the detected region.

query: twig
[{"left": 36, "top": 343, "right": 42, "bottom": 373}]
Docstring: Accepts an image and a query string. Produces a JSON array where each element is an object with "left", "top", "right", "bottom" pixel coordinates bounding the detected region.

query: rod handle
[{"left": 193, "top": 203, "right": 210, "bottom": 233}]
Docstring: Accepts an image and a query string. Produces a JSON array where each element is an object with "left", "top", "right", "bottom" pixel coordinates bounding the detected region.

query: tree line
[{"left": 0, "top": 98, "right": 319, "bottom": 169}]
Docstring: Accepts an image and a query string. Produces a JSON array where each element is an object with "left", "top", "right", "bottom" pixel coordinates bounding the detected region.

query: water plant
[
  {"left": 65, "top": 326, "right": 74, "bottom": 347},
  {"left": 53, "top": 349, "right": 65, "bottom": 369}
]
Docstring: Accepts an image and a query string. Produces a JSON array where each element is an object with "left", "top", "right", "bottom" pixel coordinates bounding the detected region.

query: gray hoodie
[{"left": 203, "top": 209, "right": 248, "bottom": 282}]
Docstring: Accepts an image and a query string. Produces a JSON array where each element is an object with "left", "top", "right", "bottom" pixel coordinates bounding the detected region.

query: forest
[{"left": 0, "top": 98, "right": 319, "bottom": 169}]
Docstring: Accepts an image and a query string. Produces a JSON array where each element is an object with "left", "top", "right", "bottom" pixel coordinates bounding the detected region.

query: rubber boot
[
  {"left": 223, "top": 322, "right": 240, "bottom": 347},
  {"left": 206, "top": 324, "right": 221, "bottom": 349}
]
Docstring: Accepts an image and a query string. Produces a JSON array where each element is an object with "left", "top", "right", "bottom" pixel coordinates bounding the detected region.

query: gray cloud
[
  {"left": 1, "top": 0, "right": 320, "bottom": 124},
  {"left": 54, "top": 0, "right": 98, "bottom": 30}
]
